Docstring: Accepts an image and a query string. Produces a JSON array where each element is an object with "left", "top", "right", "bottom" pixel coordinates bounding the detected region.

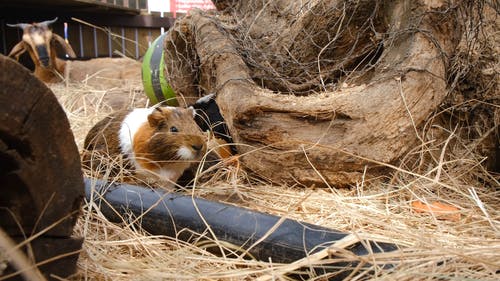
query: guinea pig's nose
[{"left": 192, "top": 144, "right": 203, "bottom": 152}]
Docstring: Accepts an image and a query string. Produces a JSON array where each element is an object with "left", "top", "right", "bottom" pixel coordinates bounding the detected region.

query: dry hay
[
  {"left": 48, "top": 78, "right": 499, "bottom": 280},
  {"left": 39, "top": 1, "right": 500, "bottom": 280}
]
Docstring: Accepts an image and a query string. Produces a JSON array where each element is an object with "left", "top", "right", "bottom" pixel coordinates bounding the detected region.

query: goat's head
[{"left": 8, "top": 18, "right": 59, "bottom": 68}]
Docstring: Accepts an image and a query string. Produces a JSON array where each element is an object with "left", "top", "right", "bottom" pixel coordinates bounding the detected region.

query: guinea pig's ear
[
  {"left": 148, "top": 107, "right": 166, "bottom": 127},
  {"left": 187, "top": 106, "right": 196, "bottom": 118}
]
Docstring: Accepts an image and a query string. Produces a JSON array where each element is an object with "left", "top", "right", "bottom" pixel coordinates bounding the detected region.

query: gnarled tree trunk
[{"left": 163, "top": 0, "right": 462, "bottom": 186}]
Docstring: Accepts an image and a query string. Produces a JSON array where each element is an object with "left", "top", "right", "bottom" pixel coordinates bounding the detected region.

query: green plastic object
[{"left": 142, "top": 32, "right": 178, "bottom": 106}]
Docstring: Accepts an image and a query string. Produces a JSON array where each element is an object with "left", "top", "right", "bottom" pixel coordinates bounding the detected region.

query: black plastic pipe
[{"left": 84, "top": 178, "right": 398, "bottom": 278}]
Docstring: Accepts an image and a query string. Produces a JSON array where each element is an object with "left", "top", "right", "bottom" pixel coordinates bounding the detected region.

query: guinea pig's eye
[{"left": 170, "top": 126, "right": 179, "bottom": 133}]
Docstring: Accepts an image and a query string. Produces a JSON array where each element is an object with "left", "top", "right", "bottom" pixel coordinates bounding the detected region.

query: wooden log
[
  {"left": 0, "top": 54, "right": 83, "bottom": 279},
  {"left": 162, "top": 0, "right": 462, "bottom": 186},
  {"left": 0, "top": 54, "right": 83, "bottom": 236},
  {"left": 2, "top": 236, "right": 83, "bottom": 281}
]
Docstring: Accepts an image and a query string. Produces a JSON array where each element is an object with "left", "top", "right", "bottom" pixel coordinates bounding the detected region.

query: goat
[
  {"left": 7, "top": 18, "right": 142, "bottom": 87},
  {"left": 7, "top": 18, "right": 77, "bottom": 83}
]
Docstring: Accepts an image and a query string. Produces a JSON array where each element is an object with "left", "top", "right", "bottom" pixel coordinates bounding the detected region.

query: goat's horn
[
  {"left": 39, "top": 17, "right": 58, "bottom": 27},
  {"left": 6, "top": 23, "right": 31, "bottom": 29}
]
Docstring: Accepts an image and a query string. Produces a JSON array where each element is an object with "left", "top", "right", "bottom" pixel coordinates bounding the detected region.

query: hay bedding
[{"left": 45, "top": 1, "right": 499, "bottom": 280}]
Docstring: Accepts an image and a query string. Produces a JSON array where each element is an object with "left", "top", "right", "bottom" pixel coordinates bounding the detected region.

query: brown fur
[
  {"left": 83, "top": 107, "right": 207, "bottom": 186},
  {"left": 82, "top": 110, "right": 131, "bottom": 175},
  {"left": 209, "top": 137, "right": 233, "bottom": 159}
]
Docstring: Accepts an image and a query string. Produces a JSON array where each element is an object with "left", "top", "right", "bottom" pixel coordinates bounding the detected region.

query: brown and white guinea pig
[{"left": 83, "top": 106, "right": 207, "bottom": 185}]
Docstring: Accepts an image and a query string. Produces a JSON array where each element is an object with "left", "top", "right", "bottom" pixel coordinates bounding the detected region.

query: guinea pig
[
  {"left": 192, "top": 93, "right": 237, "bottom": 154},
  {"left": 83, "top": 106, "right": 207, "bottom": 186}
]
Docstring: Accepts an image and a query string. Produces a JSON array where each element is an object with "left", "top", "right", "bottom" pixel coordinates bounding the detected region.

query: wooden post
[{"left": 0, "top": 54, "right": 83, "bottom": 279}]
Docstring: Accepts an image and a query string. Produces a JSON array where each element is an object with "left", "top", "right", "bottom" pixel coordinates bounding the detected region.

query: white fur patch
[
  {"left": 153, "top": 104, "right": 176, "bottom": 112},
  {"left": 119, "top": 108, "right": 154, "bottom": 166},
  {"left": 195, "top": 93, "right": 215, "bottom": 105},
  {"left": 27, "top": 33, "right": 45, "bottom": 45},
  {"left": 177, "top": 146, "right": 195, "bottom": 160},
  {"left": 136, "top": 167, "right": 179, "bottom": 185},
  {"left": 187, "top": 106, "right": 196, "bottom": 117},
  {"left": 156, "top": 168, "right": 179, "bottom": 182}
]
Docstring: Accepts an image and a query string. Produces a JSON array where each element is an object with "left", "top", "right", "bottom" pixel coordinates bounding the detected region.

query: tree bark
[
  {"left": 0, "top": 54, "right": 84, "bottom": 236},
  {"left": 163, "top": 0, "right": 461, "bottom": 186},
  {"left": 0, "top": 54, "right": 84, "bottom": 279}
]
